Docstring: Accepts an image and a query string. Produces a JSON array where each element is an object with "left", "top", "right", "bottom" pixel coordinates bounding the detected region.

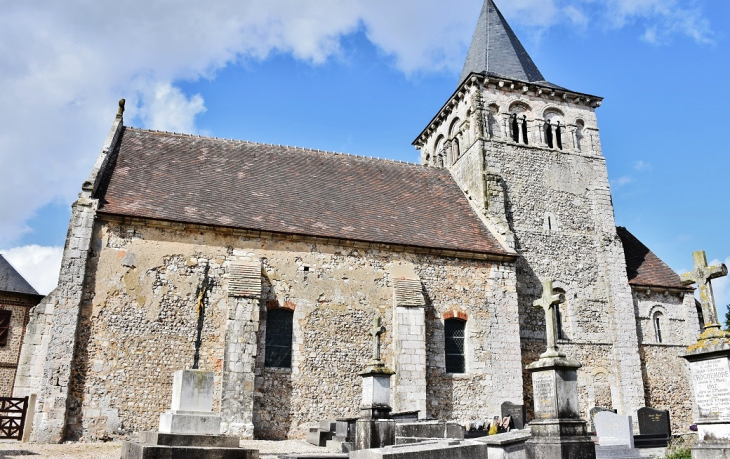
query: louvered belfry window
[
  {"left": 265, "top": 308, "right": 293, "bottom": 368},
  {"left": 444, "top": 318, "right": 465, "bottom": 374},
  {"left": 0, "top": 310, "right": 11, "bottom": 346}
]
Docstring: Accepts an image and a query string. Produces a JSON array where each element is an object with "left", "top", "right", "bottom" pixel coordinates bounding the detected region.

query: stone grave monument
[
  {"left": 679, "top": 250, "right": 730, "bottom": 458},
  {"left": 593, "top": 411, "right": 641, "bottom": 458},
  {"left": 502, "top": 401, "right": 527, "bottom": 430},
  {"left": 355, "top": 317, "right": 396, "bottom": 451},
  {"left": 635, "top": 407, "right": 670, "bottom": 448},
  {"left": 588, "top": 407, "right": 616, "bottom": 435},
  {"left": 121, "top": 369, "right": 257, "bottom": 459},
  {"left": 524, "top": 279, "right": 596, "bottom": 459}
]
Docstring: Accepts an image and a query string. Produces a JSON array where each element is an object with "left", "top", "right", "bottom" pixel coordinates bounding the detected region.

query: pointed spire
[
  {"left": 459, "top": 0, "right": 545, "bottom": 86},
  {"left": 0, "top": 255, "right": 39, "bottom": 295}
]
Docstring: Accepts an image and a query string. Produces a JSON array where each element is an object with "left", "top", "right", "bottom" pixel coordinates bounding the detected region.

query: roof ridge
[{"left": 126, "top": 127, "right": 426, "bottom": 168}]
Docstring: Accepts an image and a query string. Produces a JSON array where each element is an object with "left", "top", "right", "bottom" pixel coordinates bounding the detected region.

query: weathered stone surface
[
  {"left": 350, "top": 439, "right": 489, "bottom": 459},
  {"left": 355, "top": 418, "right": 396, "bottom": 451},
  {"left": 139, "top": 432, "right": 239, "bottom": 447},
  {"left": 120, "top": 442, "right": 258, "bottom": 459}
]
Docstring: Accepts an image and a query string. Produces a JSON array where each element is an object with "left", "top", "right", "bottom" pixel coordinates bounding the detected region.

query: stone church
[{"left": 14, "top": 0, "right": 701, "bottom": 443}]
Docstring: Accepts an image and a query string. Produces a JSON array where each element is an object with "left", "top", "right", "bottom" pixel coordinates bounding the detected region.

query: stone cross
[
  {"left": 533, "top": 279, "right": 566, "bottom": 358},
  {"left": 681, "top": 250, "right": 728, "bottom": 332},
  {"left": 370, "top": 317, "right": 386, "bottom": 362}
]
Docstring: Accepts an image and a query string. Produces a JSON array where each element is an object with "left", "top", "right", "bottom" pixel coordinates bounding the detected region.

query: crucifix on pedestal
[
  {"left": 681, "top": 250, "right": 729, "bottom": 340},
  {"left": 370, "top": 317, "right": 386, "bottom": 364},
  {"left": 533, "top": 279, "right": 567, "bottom": 359}
]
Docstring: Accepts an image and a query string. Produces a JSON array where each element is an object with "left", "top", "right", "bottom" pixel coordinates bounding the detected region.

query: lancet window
[
  {"left": 265, "top": 308, "right": 294, "bottom": 368},
  {"left": 444, "top": 318, "right": 466, "bottom": 374}
]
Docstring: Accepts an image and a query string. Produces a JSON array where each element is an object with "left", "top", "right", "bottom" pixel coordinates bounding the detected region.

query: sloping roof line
[
  {"left": 97, "top": 127, "right": 511, "bottom": 257},
  {"left": 617, "top": 227, "right": 690, "bottom": 290},
  {"left": 459, "top": 0, "right": 545, "bottom": 86},
  {"left": 0, "top": 254, "right": 39, "bottom": 296}
]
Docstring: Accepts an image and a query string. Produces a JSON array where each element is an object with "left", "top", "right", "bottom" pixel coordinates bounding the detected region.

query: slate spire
[
  {"left": 459, "top": 0, "right": 545, "bottom": 86},
  {"left": 0, "top": 254, "right": 39, "bottom": 295}
]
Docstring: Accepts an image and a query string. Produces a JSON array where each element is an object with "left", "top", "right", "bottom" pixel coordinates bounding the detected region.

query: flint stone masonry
[{"left": 26, "top": 218, "right": 519, "bottom": 441}]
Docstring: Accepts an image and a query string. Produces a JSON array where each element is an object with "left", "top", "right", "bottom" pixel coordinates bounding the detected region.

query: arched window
[
  {"left": 434, "top": 136, "right": 444, "bottom": 167},
  {"left": 653, "top": 311, "right": 664, "bottom": 344},
  {"left": 487, "top": 104, "right": 500, "bottom": 138},
  {"left": 444, "top": 318, "right": 466, "bottom": 373},
  {"left": 544, "top": 109, "right": 565, "bottom": 150},
  {"left": 510, "top": 114, "right": 519, "bottom": 142},
  {"left": 521, "top": 116, "right": 529, "bottom": 145},
  {"left": 575, "top": 120, "right": 585, "bottom": 151},
  {"left": 265, "top": 308, "right": 293, "bottom": 368}
]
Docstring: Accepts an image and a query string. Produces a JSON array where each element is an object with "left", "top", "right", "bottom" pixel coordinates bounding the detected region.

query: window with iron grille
[
  {"left": 265, "top": 308, "right": 293, "bottom": 368},
  {"left": 0, "top": 310, "right": 11, "bottom": 346},
  {"left": 444, "top": 318, "right": 465, "bottom": 374}
]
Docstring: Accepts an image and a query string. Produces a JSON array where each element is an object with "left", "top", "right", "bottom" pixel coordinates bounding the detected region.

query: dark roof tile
[
  {"left": 0, "top": 255, "right": 39, "bottom": 296},
  {"left": 98, "top": 128, "right": 510, "bottom": 256}
]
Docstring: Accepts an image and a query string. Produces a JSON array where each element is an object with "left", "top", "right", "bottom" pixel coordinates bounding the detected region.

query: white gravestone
[
  {"left": 159, "top": 369, "right": 221, "bottom": 435},
  {"left": 594, "top": 411, "right": 634, "bottom": 448}
]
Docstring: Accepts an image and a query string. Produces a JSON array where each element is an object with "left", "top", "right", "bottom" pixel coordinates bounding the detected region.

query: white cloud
[
  {"left": 0, "top": 0, "right": 715, "bottom": 248},
  {"left": 611, "top": 175, "right": 634, "bottom": 188},
  {"left": 0, "top": 245, "right": 63, "bottom": 295},
  {"left": 633, "top": 160, "right": 652, "bottom": 171}
]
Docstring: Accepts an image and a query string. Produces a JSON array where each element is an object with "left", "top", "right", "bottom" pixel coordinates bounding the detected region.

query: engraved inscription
[
  {"left": 533, "top": 371, "right": 557, "bottom": 419},
  {"left": 690, "top": 358, "right": 730, "bottom": 422}
]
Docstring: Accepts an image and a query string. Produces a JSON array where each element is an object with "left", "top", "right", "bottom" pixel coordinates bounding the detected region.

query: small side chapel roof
[
  {"left": 617, "top": 227, "right": 690, "bottom": 290},
  {"left": 0, "top": 254, "right": 39, "bottom": 296},
  {"left": 459, "top": 0, "right": 546, "bottom": 86},
  {"left": 96, "top": 128, "right": 512, "bottom": 257}
]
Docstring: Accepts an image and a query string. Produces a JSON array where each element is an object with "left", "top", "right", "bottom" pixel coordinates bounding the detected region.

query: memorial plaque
[
  {"left": 532, "top": 370, "right": 557, "bottom": 419},
  {"left": 637, "top": 407, "right": 670, "bottom": 437},
  {"left": 501, "top": 401, "right": 526, "bottom": 429},
  {"left": 362, "top": 377, "right": 374, "bottom": 406},
  {"left": 690, "top": 357, "right": 730, "bottom": 422}
]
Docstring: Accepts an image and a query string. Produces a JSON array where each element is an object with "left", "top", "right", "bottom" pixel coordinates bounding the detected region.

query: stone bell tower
[{"left": 413, "top": 0, "right": 646, "bottom": 423}]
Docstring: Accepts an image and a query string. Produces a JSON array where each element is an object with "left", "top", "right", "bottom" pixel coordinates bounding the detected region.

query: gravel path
[{"left": 0, "top": 439, "right": 330, "bottom": 459}]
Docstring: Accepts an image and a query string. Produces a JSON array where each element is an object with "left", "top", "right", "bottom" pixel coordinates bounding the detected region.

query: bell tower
[{"left": 413, "top": 0, "right": 646, "bottom": 425}]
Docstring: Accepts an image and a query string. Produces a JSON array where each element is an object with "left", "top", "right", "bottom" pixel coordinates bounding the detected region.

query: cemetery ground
[
  {"left": 0, "top": 439, "right": 328, "bottom": 458},
  {"left": 0, "top": 439, "right": 673, "bottom": 458}
]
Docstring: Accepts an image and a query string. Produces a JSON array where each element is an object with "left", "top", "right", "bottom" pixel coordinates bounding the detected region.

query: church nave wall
[{"left": 65, "top": 217, "right": 521, "bottom": 441}]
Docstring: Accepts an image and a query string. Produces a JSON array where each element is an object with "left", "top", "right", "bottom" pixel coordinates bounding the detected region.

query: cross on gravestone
[
  {"left": 370, "top": 317, "right": 386, "bottom": 362},
  {"left": 533, "top": 279, "right": 566, "bottom": 358},
  {"left": 681, "top": 250, "right": 728, "bottom": 333}
]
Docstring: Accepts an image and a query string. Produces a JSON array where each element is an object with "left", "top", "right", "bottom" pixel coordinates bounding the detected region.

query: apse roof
[
  {"left": 0, "top": 254, "right": 39, "bottom": 296},
  {"left": 617, "top": 227, "right": 690, "bottom": 290}
]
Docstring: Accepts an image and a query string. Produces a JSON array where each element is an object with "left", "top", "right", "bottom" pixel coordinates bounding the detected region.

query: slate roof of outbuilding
[
  {"left": 459, "top": 0, "right": 546, "bottom": 86},
  {"left": 97, "top": 128, "right": 512, "bottom": 257},
  {"left": 0, "top": 254, "right": 39, "bottom": 296},
  {"left": 617, "top": 226, "right": 690, "bottom": 290}
]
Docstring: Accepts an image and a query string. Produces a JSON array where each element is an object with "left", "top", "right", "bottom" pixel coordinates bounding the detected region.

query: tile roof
[
  {"left": 97, "top": 128, "right": 511, "bottom": 257},
  {"left": 459, "top": 0, "right": 545, "bottom": 86},
  {"left": 0, "top": 254, "right": 39, "bottom": 296},
  {"left": 617, "top": 227, "right": 689, "bottom": 290}
]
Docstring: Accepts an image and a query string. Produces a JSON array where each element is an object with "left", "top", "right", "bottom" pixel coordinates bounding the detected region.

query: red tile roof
[
  {"left": 617, "top": 227, "right": 689, "bottom": 290},
  {"left": 97, "top": 128, "right": 511, "bottom": 257}
]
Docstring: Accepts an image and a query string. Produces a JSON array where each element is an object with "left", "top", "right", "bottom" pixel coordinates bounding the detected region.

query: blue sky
[{"left": 1, "top": 0, "right": 728, "bottom": 321}]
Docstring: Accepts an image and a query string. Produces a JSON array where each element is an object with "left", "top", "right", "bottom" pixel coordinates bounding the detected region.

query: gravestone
[
  {"left": 635, "top": 408, "right": 670, "bottom": 448},
  {"left": 121, "top": 370, "right": 258, "bottom": 459},
  {"left": 594, "top": 412, "right": 641, "bottom": 459},
  {"left": 588, "top": 407, "right": 615, "bottom": 434},
  {"left": 501, "top": 402, "right": 526, "bottom": 430},
  {"left": 524, "top": 279, "right": 596, "bottom": 459},
  {"left": 355, "top": 317, "right": 396, "bottom": 451},
  {"left": 679, "top": 250, "right": 730, "bottom": 458}
]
